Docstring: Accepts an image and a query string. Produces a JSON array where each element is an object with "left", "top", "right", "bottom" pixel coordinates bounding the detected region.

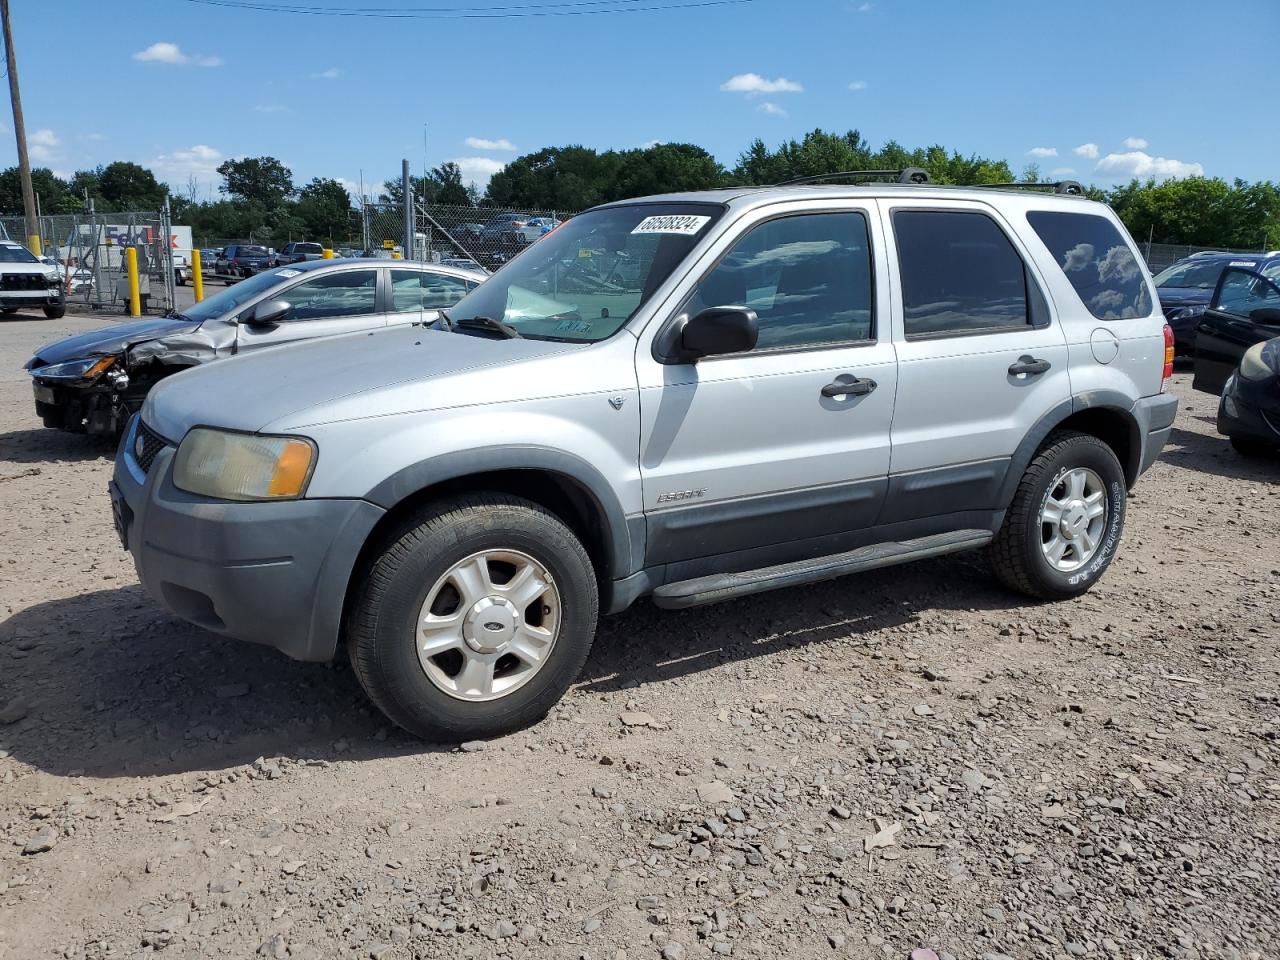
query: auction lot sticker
[{"left": 631, "top": 215, "right": 711, "bottom": 236}]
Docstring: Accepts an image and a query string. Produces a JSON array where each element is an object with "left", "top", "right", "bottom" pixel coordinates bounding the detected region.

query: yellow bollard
[
  {"left": 191, "top": 249, "right": 204, "bottom": 302},
  {"left": 27, "top": 235, "right": 42, "bottom": 257},
  {"left": 126, "top": 247, "right": 141, "bottom": 317},
  {"left": 322, "top": 248, "right": 334, "bottom": 259}
]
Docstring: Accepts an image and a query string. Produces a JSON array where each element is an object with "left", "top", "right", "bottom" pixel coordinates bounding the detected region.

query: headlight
[
  {"left": 32, "top": 355, "right": 117, "bottom": 382},
  {"left": 1239, "top": 340, "right": 1280, "bottom": 382},
  {"left": 172, "top": 428, "right": 316, "bottom": 501},
  {"left": 1171, "top": 305, "right": 1205, "bottom": 321}
]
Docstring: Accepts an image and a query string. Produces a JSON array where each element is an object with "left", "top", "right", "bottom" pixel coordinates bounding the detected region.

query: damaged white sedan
[{"left": 25, "top": 258, "right": 484, "bottom": 435}]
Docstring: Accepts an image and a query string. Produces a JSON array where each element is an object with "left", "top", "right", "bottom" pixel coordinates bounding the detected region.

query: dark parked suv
[
  {"left": 274, "top": 242, "right": 326, "bottom": 265},
  {"left": 214, "top": 244, "right": 274, "bottom": 283},
  {"left": 1154, "top": 251, "right": 1280, "bottom": 354}
]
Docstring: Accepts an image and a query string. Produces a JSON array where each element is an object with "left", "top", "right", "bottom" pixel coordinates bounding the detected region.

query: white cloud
[
  {"left": 464, "top": 136, "right": 516, "bottom": 152},
  {"left": 132, "top": 42, "right": 221, "bottom": 67},
  {"left": 253, "top": 104, "right": 287, "bottom": 114},
  {"left": 1027, "top": 146, "right": 1057, "bottom": 158},
  {"left": 81, "top": 132, "right": 106, "bottom": 142},
  {"left": 151, "top": 144, "right": 225, "bottom": 190},
  {"left": 1073, "top": 142, "right": 1099, "bottom": 159},
  {"left": 639, "top": 139, "right": 667, "bottom": 149},
  {"left": 720, "top": 72, "right": 803, "bottom": 96},
  {"left": 452, "top": 156, "right": 506, "bottom": 187},
  {"left": 848, "top": 80, "right": 867, "bottom": 92},
  {"left": 856, "top": 2, "right": 874, "bottom": 10},
  {"left": 1095, "top": 150, "right": 1203, "bottom": 181},
  {"left": 28, "top": 128, "right": 58, "bottom": 162},
  {"left": 1050, "top": 166, "right": 1077, "bottom": 176},
  {"left": 758, "top": 101, "right": 787, "bottom": 117},
  {"left": 52, "top": 169, "right": 72, "bottom": 180},
  {"left": 1123, "top": 136, "right": 1148, "bottom": 149},
  {"left": 311, "top": 67, "right": 340, "bottom": 80}
]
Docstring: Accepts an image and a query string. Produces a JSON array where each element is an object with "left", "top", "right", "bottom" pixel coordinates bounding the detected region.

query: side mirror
[
  {"left": 1249, "top": 307, "right": 1280, "bottom": 326},
  {"left": 245, "top": 299, "right": 291, "bottom": 326},
  {"left": 678, "top": 306, "right": 759, "bottom": 361}
]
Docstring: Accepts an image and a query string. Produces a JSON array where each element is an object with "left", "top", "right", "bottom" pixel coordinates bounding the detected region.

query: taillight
[{"left": 1160, "top": 323, "right": 1175, "bottom": 391}]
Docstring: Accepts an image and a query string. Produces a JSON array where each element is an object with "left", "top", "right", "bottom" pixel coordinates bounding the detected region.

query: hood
[
  {"left": 1156, "top": 286, "right": 1212, "bottom": 309},
  {"left": 26, "top": 317, "right": 201, "bottom": 369},
  {"left": 143, "top": 324, "right": 581, "bottom": 440}
]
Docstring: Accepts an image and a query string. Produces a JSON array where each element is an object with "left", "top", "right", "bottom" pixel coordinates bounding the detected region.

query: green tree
[
  {"left": 611, "top": 143, "right": 726, "bottom": 199},
  {"left": 216, "top": 156, "right": 295, "bottom": 207},
  {"left": 296, "top": 177, "right": 354, "bottom": 241},
  {"left": 98, "top": 161, "right": 167, "bottom": 210},
  {"left": 1107, "top": 177, "right": 1280, "bottom": 248},
  {"left": 0, "top": 167, "right": 81, "bottom": 215}
]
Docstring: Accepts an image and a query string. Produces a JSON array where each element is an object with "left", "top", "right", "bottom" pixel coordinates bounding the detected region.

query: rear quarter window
[{"left": 1027, "top": 211, "right": 1151, "bottom": 320}]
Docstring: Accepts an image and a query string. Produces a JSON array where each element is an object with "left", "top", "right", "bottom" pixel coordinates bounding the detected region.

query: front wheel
[
  {"left": 346, "top": 493, "right": 599, "bottom": 741},
  {"left": 990, "top": 431, "right": 1126, "bottom": 600},
  {"left": 43, "top": 303, "right": 66, "bottom": 319}
]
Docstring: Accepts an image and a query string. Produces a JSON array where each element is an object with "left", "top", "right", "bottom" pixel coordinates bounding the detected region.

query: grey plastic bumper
[
  {"left": 1134, "top": 392, "right": 1178, "bottom": 477},
  {"left": 111, "top": 430, "right": 384, "bottom": 662}
]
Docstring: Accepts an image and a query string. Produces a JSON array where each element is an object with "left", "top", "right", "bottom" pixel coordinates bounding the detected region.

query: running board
[{"left": 651, "top": 529, "right": 993, "bottom": 609}]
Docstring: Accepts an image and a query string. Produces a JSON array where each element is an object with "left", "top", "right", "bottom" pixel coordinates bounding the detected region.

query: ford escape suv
[{"left": 110, "top": 175, "right": 1177, "bottom": 741}]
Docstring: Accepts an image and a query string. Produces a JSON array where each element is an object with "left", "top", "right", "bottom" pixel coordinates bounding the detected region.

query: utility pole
[{"left": 1, "top": 0, "right": 40, "bottom": 254}]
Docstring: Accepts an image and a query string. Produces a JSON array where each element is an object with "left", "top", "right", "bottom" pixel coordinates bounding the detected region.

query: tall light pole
[{"left": 1, "top": 0, "right": 40, "bottom": 254}]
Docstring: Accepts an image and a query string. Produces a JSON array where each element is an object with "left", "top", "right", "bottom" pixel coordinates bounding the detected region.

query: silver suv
[{"left": 109, "top": 177, "right": 1177, "bottom": 741}]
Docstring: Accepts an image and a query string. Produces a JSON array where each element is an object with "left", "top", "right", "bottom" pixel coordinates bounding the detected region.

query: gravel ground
[{"left": 1, "top": 310, "right": 1277, "bottom": 960}]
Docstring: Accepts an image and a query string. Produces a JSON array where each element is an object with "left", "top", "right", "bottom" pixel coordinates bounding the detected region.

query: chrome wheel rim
[
  {"left": 1039, "top": 466, "right": 1107, "bottom": 572},
  {"left": 416, "top": 549, "right": 560, "bottom": 702}
]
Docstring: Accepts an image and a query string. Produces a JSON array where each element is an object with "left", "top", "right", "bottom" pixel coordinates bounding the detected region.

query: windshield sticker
[
  {"left": 631, "top": 214, "right": 711, "bottom": 236},
  {"left": 1228, "top": 260, "right": 1257, "bottom": 268},
  {"left": 275, "top": 269, "right": 301, "bottom": 278},
  {"left": 554, "top": 319, "right": 592, "bottom": 334}
]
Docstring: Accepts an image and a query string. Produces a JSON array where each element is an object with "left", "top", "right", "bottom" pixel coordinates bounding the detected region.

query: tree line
[{"left": 2, "top": 128, "right": 1277, "bottom": 249}]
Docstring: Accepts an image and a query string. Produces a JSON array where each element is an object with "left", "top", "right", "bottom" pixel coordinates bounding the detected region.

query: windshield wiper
[{"left": 453, "top": 315, "right": 522, "bottom": 339}]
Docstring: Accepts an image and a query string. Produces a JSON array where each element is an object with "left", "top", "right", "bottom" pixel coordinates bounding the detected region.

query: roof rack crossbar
[
  {"left": 976, "top": 180, "right": 1085, "bottom": 196},
  {"left": 775, "top": 167, "right": 931, "bottom": 186}
]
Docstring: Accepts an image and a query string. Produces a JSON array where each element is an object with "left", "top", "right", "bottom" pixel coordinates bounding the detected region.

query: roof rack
[
  {"left": 976, "top": 180, "right": 1086, "bottom": 196},
  {"left": 775, "top": 167, "right": 931, "bottom": 186}
]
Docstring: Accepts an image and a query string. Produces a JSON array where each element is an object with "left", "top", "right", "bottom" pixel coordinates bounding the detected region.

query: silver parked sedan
[{"left": 25, "top": 258, "right": 485, "bottom": 436}]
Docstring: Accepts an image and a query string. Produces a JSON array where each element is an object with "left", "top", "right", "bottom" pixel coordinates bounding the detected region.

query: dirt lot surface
[{"left": 1, "top": 310, "right": 1277, "bottom": 960}]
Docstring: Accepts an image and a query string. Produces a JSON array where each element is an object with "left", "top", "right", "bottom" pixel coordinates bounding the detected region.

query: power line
[{"left": 178, "top": 0, "right": 756, "bottom": 18}]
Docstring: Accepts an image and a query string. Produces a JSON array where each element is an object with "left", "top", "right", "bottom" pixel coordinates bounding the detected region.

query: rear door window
[
  {"left": 893, "top": 210, "right": 1031, "bottom": 337},
  {"left": 1026, "top": 211, "right": 1151, "bottom": 320}
]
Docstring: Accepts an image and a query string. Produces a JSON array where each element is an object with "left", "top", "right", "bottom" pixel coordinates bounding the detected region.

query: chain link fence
[{"left": 0, "top": 210, "right": 180, "bottom": 314}]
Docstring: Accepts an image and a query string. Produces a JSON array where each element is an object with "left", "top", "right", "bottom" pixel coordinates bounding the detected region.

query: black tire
[
  {"left": 1, "top": 307, "right": 18, "bottom": 315},
  {"left": 346, "top": 493, "right": 598, "bottom": 741},
  {"left": 990, "top": 430, "right": 1126, "bottom": 600},
  {"left": 1229, "top": 435, "right": 1275, "bottom": 458},
  {"left": 43, "top": 303, "right": 66, "bottom": 319}
]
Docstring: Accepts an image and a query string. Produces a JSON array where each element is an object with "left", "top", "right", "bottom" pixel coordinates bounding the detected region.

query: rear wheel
[
  {"left": 347, "top": 493, "right": 598, "bottom": 741},
  {"left": 990, "top": 431, "right": 1126, "bottom": 600},
  {"left": 1229, "top": 435, "right": 1276, "bottom": 458}
]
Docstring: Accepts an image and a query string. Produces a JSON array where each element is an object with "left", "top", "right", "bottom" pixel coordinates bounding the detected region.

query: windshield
[
  {"left": 0, "top": 244, "right": 39, "bottom": 264},
  {"left": 180, "top": 267, "right": 303, "bottom": 323},
  {"left": 1154, "top": 259, "right": 1240, "bottom": 289},
  {"left": 447, "top": 202, "right": 723, "bottom": 342}
]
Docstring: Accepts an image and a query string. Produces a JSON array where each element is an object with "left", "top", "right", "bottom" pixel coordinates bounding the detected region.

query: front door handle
[
  {"left": 821, "top": 377, "right": 877, "bottom": 398},
  {"left": 1008, "top": 355, "right": 1051, "bottom": 376}
]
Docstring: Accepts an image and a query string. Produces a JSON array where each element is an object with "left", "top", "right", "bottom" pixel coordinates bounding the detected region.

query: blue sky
[{"left": 5, "top": 0, "right": 1277, "bottom": 201}]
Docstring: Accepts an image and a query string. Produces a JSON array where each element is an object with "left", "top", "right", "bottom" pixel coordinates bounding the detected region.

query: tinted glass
[
  {"left": 1262, "top": 261, "right": 1280, "bottom": 280},
  {"left": 687, "top": 212, "right": 873, "bottom": 349},
  {"left": 894, "top": 211, "right": 1029, "bottom": 336},
  {"left": 284, "top": 269, "right": 377, "bottom": 321},
  {"left": 447, "top": 203, "right": 723, "bottom": 342},
  {"left": 1212, "top": 267, "right": 1280, "bottom": 318},
  {"left": 1153, "top": 259, "right": 1231, "bottom": 289},
  {"left": 297, "top": 243, "right": 324, "bottom": 253},
  {"left": 183, "top": 267, "right": 307, "bottom": 322},
  {"left": 238, "top": 245, "right": 269, "bottom": 257},
  {"left": 1027, "top": 211, "right": 1151, "bottom": 320},
  {"left": 390, "top": 269, "right": 471, "bottom": 311}
]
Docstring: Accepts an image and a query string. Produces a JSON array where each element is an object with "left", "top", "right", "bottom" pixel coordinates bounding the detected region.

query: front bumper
[
  {"left": 1217, "top": 373, "right": 1280, "bottom": 444},
  {"left": 1, "top": 289, "right": 62, "bottom": 307},
  {"left": 1133, "top": 392, "right": 1179, "bottom": 477},
  {"left": 111, "top": 416, "right": 385, "bottom": 662},
  {"left": 31, "top": 375, "right": 126, "bottom": 434}
]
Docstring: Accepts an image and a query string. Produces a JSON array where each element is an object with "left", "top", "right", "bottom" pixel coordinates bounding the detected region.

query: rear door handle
[
  {"left": 1008, "top": 356, "right": 1051, "bottom": 376},
  {"left": 821, "top": 377, "right": 877, "bottom": 398}
]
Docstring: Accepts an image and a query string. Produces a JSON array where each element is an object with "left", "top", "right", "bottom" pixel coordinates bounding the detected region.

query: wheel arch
[{"left": 1000, "top": 395, "right": 1142, "bottom": 507}]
